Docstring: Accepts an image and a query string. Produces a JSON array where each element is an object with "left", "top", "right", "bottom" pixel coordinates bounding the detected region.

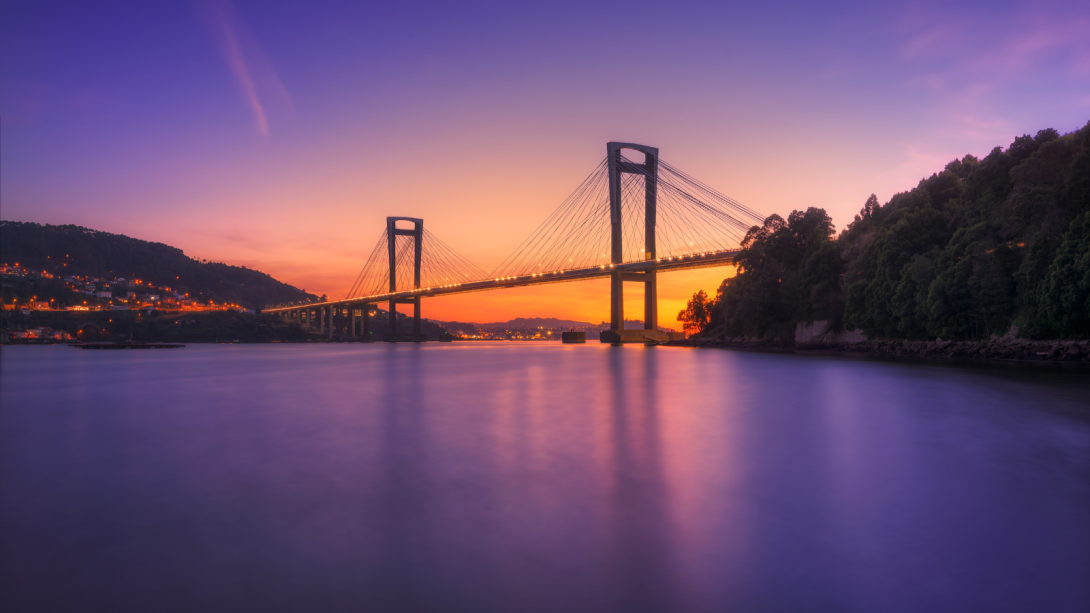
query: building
[{"left": 95, "top": 290, "right": 111, "bottom": 298}]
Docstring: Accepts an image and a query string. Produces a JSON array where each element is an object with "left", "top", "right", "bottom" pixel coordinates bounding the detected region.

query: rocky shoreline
[{"left": 681, "top": 336, "right": 1090, "bottom": 363}]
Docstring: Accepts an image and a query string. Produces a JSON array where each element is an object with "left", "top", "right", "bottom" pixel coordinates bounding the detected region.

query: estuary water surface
[{"left": 1, "top": 343, "right": 1088, "bottom": 612}]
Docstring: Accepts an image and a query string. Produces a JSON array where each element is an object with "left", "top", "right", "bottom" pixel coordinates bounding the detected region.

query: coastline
[{"left": 677, "top": 336, "right": 1090, "bottom": 365}]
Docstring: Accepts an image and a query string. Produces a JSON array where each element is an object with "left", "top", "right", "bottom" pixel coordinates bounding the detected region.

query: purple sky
[{"left": 3, "top": 0, "right": 1087, "bottom": 322}]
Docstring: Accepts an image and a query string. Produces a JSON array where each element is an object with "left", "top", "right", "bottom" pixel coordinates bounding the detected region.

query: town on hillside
[{"left": 2, "top": 263, "right": 254, "bottom": 315}]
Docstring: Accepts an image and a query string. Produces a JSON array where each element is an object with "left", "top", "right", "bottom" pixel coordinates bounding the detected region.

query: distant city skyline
[{"left": 3, "top": 0, "right": 1087, "bottom": 324}]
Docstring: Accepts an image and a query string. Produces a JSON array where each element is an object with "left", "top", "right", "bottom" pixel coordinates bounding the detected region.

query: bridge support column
[
  {"left": 320, "top": 308, "right": 325, "bottom": 335},
  {"left": 644, "top": 272, "right": 658, "bottom": 331},
  {"left": 388, "top": 300, "right": 397, "bottom": 340},
  {"left": 611, "top": 270, "right": 624, "bottom": 330},
  {"left": 328, "top": 307, "right": 334, "bottom": 340},
  {"left": 413, "top": 297, "right": 421, "bottom": 337},
  {"left": 385, "top": 216, "right": 426, "bottom": 342},
  {"left": 350, "top": 306, "right": 356, "bottom": 339},
  {"left": 601, "top": 141, "right": 667, "bottom": 344}
]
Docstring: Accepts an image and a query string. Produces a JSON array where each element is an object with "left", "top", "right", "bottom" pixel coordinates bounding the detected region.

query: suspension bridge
[{"left": 263, "top": 142, "right": 764, "bottom": 343}]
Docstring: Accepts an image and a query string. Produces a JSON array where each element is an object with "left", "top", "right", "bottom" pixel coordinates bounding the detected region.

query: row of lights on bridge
[{"left": 271, "top": 249, "right": 728, "bottom": 309}]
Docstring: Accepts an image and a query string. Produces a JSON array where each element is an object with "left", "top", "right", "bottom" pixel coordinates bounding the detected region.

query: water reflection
[{"left": 0, "top": 344, "right": 1087, "bottom": 612}]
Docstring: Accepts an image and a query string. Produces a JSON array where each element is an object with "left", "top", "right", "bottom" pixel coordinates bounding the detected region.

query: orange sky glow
[{"left": 3, "top": 2, "right": 1086, "bottom": 325}]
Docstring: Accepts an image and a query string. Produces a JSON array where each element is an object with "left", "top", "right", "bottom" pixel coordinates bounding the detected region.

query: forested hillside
[
  {"left": 685, "top": 122, "right": 1090, "bottom": 341},
  {"left": 0, "top": 222, "right": 316, "bottom": 309}
]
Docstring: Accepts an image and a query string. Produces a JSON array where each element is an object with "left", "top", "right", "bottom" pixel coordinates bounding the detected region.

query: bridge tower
[
  {"left": 603, "top": 142, "right": 668, "bottom": 343},
  {"left": 386, "top": 216, "right": 424, "bottom": 341}
]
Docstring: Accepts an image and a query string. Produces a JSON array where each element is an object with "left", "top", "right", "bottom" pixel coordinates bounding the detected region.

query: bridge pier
[
  {"left": 386, "top": 298, "right": 423, "bottom": 342},
  {"left": 385, "top": 216, "right": 427, "bottom": 342},
  {"left": 350, "top": 306, "right": 356, "bottom": 339},
  {"left": 362, "top": 304, "right": 375, "bottom": 340},
  {"left": 601, "top": 141, "right": 667, "bottom": 344}
]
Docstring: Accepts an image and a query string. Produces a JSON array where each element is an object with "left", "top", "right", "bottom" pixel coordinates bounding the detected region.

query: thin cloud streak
[{"left": 200, "top": 0, "right": 291, "bottom": 137}]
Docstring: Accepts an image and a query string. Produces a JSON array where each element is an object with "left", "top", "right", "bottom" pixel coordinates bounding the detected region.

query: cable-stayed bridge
[{"left": 264, "top": 142, "right": 763, "bottom": 342}]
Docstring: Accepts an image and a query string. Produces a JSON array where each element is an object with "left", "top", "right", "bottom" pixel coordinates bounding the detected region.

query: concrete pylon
[
  {"left": 386, "top": 217, "right": 426, "bottom": 342},
  {"left": 602, "top": 142, "right": 667, "bottom": 343}
]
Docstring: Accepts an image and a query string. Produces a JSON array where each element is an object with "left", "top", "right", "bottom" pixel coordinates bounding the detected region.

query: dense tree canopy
[{"left": 702, "top": 122, "right": 1090, "bottom": 341}]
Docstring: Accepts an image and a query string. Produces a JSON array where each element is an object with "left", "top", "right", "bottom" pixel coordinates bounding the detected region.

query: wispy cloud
[
  {"left": 886, "top": 1, "right": 1090, "bottom": 152},
  {"left": 896, "top": 5, "right": 1090, "bottom": 99},
  {"left": 198, "top": 0, "right": 292, "bottom": 137}
]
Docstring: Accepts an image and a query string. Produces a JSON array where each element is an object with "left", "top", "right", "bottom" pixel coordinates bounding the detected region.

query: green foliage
[
  {"left": 1036, "top": 213, "right": 1090, "bottom": 337},
  {"left": 701, "top": 122, "right": 1090, "bottom": 341},
  {"left": 707, "top": 207, "right": 837, "bottom": 340}
]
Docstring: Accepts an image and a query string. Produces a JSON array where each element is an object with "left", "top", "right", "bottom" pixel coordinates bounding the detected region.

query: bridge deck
[{"left": 263, "top": 250, "right": 738, "bottom": 313}]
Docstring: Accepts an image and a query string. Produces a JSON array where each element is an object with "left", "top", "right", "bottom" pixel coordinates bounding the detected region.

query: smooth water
[{"left": 1, "top": 344, "right": 1088, "bottom": 612}]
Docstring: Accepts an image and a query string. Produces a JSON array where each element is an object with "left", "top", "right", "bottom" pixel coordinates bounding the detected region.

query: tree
[
  {"left": 678, "top": 290, "right": 712, "bottom": 335},
  {"left": 705, "top": 207, "right": 837, "bottom": 340}
]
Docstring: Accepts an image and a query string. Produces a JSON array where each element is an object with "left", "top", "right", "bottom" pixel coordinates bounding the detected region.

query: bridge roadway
[{"left": 262, "top": 249, "right": 739, "bottom": 314}]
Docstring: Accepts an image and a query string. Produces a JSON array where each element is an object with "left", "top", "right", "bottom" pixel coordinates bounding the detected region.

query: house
[
  {"left": 30, "top": 327, "right": 71, "bottom": 340},
  {"left": 95, "top": 290, "right": 111, "bottom": 298}
]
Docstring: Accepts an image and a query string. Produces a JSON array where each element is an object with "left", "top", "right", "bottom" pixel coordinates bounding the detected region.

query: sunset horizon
[{"left": 4, "top": 1, "right": 1087, "bottom": 324}]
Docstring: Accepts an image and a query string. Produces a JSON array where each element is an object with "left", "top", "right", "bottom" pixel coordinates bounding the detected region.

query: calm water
[{"left": 1, "top": 344, "right": 1088, "bottom": 612}]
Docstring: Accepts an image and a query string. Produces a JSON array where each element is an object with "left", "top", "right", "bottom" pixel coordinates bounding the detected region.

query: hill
[
  {"left": 684, "top": 122, "right": 1090, "bottom": 341},
  {"left": 0, "top": 221, "right": 316, "bottom": 309},
  {"left": 482, "top": 317, "right": 598, "bottom": 329},
  {"left": 428, "top": 317, "right": 599, "bottom": 335}
]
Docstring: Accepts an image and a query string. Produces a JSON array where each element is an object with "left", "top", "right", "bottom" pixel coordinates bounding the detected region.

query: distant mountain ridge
[
  {"left": 430, "top": 317, "right": 599, "bottom": 332},
  {"left": 0, "top": 221, "right": 315, "bottom": 309},
  {"left": 483, "top": 317, "right": 598, "bottom": 329}
]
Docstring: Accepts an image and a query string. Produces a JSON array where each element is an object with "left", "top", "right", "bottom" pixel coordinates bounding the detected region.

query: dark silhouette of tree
[
  {"left": 699, "top": 122, "right": 1090, "bottom": 341},
  {"left": 678, "top": 290, "right": 712, "bottom": 335}
]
